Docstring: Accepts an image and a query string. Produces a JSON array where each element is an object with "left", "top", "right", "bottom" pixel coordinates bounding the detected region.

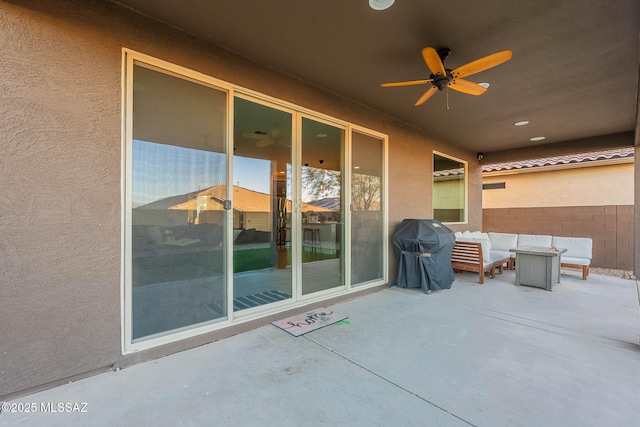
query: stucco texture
[
  {"left": 483, "top": 163, "right": 634, "bottom": 208},
  {"left": 0, "top": 0, "right": 480, "bottom": 397},
  {"left": 1, "top": 0, "right": 125, "bottom": 397}
]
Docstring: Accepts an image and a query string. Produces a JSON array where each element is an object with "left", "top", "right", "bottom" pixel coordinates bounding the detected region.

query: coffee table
[{"left": 510, "top": 246, "right": 567, "bottom": 291}]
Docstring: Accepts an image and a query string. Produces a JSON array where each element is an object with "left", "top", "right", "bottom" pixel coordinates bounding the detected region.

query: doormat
[
  {"left": 233, "top": 290, "right": 291, "bottom": 311},
  {"left": 206, "top": 290, "right": 292, "bottom": 315},
  {"left": 271, "top": 308, "right": 348, "bottom": 337}
]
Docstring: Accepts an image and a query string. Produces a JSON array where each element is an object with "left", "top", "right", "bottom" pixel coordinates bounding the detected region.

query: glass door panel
[
  {"left": 351, "top": 131, "right": 384, "bottom": 285},
  {"left": 301, "top": 117, "right": 344, "bottom": 295},
  {"left": 232, "top": 98, "right": 293, "bottom": 310},
  {"left": 130, "top": 64, "right": 228, "bottom": 341}
]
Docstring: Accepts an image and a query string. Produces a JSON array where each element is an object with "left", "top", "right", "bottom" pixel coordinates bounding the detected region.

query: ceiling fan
[{"left": 381, "top": 47, "right": 513, "bottom": 106}]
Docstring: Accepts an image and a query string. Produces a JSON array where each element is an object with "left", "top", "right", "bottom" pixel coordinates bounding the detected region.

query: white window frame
[
  {"left": 121, "top": 48, "right": 389, "bottom": 354},
  {"left": 432, "top": 150, "right": 468, "bottom": 224}
]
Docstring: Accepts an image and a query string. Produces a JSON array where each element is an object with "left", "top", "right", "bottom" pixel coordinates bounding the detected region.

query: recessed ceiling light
[
  {"left": 515, "top": 120, "right": 529, "bottom": 126},
  {"left": 369, "top": 0, "right": 395, "bottom": 10},
  {"left": 530, "top": 136, "right": 546, "bottom": 142},
  {"left": 478, "top": 82, "right": 490, "bottom": 88}
]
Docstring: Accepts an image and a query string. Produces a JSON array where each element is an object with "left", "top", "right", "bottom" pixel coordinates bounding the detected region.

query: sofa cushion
[
  {"left": 470, "top": 231, "right": 490, "bottom": 240},
  {"left": 560, "top": 256, "right": 591, "bottom": 266},
  {"left": 490, "top": 249, "right": 511, "bottom": 263},
  {"left": 459, "top": 236, "right": 492, "bottom": 260},
  {"left": 518, "top": 234, "right": 552, "bottom": 247},
  {"left": 552, "top": 236, "right": 593, "bottom": 259},
  {"left": 488, "top": 232, "right": 518, "bottom": 251},
  {"left": 476, "top": 237, "right": 492, "bottom": 260}
]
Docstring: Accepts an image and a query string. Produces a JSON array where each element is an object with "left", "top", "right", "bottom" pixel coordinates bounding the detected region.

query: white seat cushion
[
  {"left": 488, "top": 232, "right": 518, "bottom": 251},
  {"left": 474, "top": 237, "right": 492, "bottom": 261},
  {"left": 561, "top": 256, "right": 590, "bottom": 266},
  {"left": 457, "top": 236, "right": 492, "bottom": 261},
  {"left": 490, "top": 249, "right": 511, "bottom": 262},
  {"left": 552, "top": 236, "right": 593, "bottom": 259},
  {"left": 518, "top": 234, "right": 553, "bottom": 247}
]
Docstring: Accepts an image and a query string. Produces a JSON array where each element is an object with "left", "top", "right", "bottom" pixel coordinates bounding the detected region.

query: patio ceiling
[{"left": 112, "top": 0, "right": 639, "bottom": 156}]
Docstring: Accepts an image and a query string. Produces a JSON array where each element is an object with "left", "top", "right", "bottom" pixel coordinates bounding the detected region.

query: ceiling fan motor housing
[{"left": 431, "top": 72, "right": 453, "bottom": 90}]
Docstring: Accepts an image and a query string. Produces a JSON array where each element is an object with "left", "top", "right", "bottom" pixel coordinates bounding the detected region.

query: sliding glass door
[
  {"left": 351, "top": 131, "right": 384, "bottom": 285},
  {"left": 232, "top": 97, "right": 293, "bottom": 310},
  {"left": 129, "top": 63, "right": 228, "bottom": 341},
  {"left": 300, "top": 117, "right": 345, "bottom": 295},
  {"left": 125, "top": 52, "right": 387, "bottom": 350}
]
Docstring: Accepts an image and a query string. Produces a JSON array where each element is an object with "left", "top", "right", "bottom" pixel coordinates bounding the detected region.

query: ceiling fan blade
[
  {"left": 449, "top": 79, "right": 487, "bottom": 95},
  {"left": 415, "top": 86, "right": 438, "bottom": 106},
  {"left": 422, "top": 47, "right": 447, "bottom": 76},
  {"left": 256, "top": 139, "right": 276, "bottom": 148},
  {"left": 451, "top": 50, "right": 513, "bottom": 79},
  {"left": 381, "top": 79, "right": 433, "bottom": 87}
]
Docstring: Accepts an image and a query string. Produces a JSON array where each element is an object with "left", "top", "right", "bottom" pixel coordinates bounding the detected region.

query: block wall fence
[{"left": 483, "top": 205, "right": 635, "bottom": 271}]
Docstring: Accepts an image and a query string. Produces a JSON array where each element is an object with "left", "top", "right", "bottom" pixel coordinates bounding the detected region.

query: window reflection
[
  {"left": 301, "top": 118, "right": 344, "bottom": 295},
  {"left": 232, "top": 98, "right": 293, "bottom": 310},
  {"left": 130, "top": 64, "right": 227, "bottom": 341},
  {"left": 351, "top": 131, "right": 384, "bottom": 285},
  {"left": 433, "top": 152, "right": 467, "bottom": 223}
]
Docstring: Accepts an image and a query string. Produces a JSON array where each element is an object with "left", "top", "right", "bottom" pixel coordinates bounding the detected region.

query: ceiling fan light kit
[
  {"left": 381, "top": 47, "right": 513, "bottom": 106},
  {"left": 369, "top": 0, "right": 395, "bottom": 11}
]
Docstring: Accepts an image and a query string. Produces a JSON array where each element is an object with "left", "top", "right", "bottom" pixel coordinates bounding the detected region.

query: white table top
[{"left": 510, "top": 245, "right": 567, "bottom": 256}]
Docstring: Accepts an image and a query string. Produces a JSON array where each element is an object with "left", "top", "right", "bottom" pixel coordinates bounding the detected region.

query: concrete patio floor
[{"left": 2, "top": 270, "right": 639, "bottom": 427}]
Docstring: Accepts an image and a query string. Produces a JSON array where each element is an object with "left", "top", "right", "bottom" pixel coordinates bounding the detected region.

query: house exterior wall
[
  {"left": 0, "top": 0, "right": 481, "bottom": 398},
  {"left": 482, "top": 163, "right": 635, "bottom": 270},
  {"left": 483, "top": 163, "right": 634, "bottom": 208}
]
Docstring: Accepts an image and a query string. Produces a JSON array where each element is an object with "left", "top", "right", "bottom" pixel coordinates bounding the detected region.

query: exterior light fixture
[{"left": 369, "top": 0, "right": 395, "bottom": 10}]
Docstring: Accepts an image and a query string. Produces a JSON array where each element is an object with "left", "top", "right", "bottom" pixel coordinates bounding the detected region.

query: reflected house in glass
[{"left": 141, "top": 183, "right": 334, "bottom": 236}]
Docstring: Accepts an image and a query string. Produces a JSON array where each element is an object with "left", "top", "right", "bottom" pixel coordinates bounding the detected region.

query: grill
[{"left": 392, "top": 219, "right": 455, "bottom": 293}]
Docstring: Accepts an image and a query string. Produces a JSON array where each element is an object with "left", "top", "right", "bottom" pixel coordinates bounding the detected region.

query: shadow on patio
[{"left": 2, "top": 271, "right": 639, "bottom": 427}]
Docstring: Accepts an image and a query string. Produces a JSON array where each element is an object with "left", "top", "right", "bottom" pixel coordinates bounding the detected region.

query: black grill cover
[{"left": 393, "top": 219, "right": 455, "bottom": 291}]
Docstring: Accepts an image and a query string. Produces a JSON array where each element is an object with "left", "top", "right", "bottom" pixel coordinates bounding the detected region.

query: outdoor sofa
[{"left": 454, "top": 231, "right": 593, "bottom": 281}]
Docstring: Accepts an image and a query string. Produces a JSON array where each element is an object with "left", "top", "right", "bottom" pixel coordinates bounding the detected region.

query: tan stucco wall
[
  {"left": 0, "top": 0, "right": 481, "bottom": 397},
  {"left": 483, "top": 162, "right": 634, "bottom": 208}
]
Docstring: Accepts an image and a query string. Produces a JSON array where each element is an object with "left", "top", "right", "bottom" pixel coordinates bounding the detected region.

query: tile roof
[
  {"left": 433, "top": 168, "right": 464, "bottom": 177},
  {"left": 482, "top": 147, "right": 634, "bottom": 172}
]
